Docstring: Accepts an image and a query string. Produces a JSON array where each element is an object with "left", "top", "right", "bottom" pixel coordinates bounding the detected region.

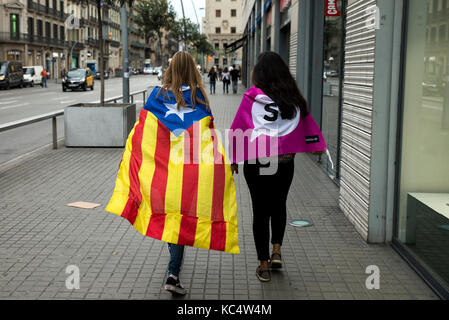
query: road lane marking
[
  {"left": 0, "top": 99, "right": 19, "bottom": 105},
  {"left": 60, "top": 100, "right": 76, "bottom": 104},
  {"left": 0, "top": 102, "right": 30, "bottom": 110}
]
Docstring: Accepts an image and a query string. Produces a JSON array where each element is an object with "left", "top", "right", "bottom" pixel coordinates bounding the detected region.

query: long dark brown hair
[{"left": 251, "top": 51, "right": 308, "bottom": 119}]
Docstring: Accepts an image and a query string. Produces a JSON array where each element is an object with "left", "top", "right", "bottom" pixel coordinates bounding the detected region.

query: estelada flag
[
  {"left": 229, "top": 86, "right": 327, "bottom": 163},
  {"left": 106, "top": 86, "right": 239, "bottom": 254}
]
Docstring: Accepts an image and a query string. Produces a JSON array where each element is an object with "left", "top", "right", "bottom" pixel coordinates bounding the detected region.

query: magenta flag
[{"left": 229, "top": 86, "right": 327, "bottom": 163}]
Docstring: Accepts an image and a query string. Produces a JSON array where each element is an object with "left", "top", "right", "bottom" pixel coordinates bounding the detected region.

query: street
[{"left": 0, "top": 75, "right": 160, "bottom": 164}]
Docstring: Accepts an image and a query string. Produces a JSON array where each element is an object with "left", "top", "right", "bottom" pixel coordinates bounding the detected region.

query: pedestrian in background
[
  {"left": 230, "top": 65, "right": 240, "bottom": 94},
  {"left": 222, "top": 67, "right": 230, "bottom": 94},
  {"left": 41, "top": 69, "right": 47, "bottom": 88},
  {"left": 230, "top": 52, "right": 326, "bottom": 282},
  {"left": 207, "top": 66, "right": 218, "bottom": 94}
]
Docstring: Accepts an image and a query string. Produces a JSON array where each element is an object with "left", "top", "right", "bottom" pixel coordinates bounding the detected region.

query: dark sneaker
[
  {"left": 164, "top": 275, "right": 187, "bottom": 295},
  {"left": 256, "top": 266, "right": 271, "bottom": 282},
  {"left": 270, "top": 253, "right": 282, "bottom": 269}
]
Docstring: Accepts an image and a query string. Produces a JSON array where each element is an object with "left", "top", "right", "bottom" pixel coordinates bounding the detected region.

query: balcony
[
  {"left": 27, "top": 0, "right": 37, "bottom": 11},
  {"left": 89, "top": 16, "right": 98, "bottom": 25},
  {"left": 68, "top": 41, "right": 85, "bottom": 50},
  {"left": 0, "top": 32, "right": 68, "bottom": 48},
  {"left": 109, "top": 40, "right": 120, "bottom": 48},
  {"left": 131, "top": 41, "right": 146, "bottom": 49},
  {"left": 86, "top": 37, "right": 99, "bottom": 47}
]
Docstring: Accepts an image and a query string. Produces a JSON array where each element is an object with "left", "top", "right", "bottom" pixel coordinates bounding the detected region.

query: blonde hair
[{"left": 158, "top": 51, "right": 210, "bottom": 110}]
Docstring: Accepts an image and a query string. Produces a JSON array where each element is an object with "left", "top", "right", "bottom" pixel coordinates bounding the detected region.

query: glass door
[
  {"left": 320, "top": 0, "right": 347, "bottom": 181},
  {"left": 394, "top": 0, "right": 449, "bottom": 297}
]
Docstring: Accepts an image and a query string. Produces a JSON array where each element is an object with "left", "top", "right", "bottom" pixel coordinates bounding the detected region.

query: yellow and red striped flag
[{"left": 106, "top": 86, "right": 239, "bottom": 253}]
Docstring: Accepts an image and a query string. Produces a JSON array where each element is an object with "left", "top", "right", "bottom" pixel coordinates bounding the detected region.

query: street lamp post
[
  {"left": 180, "top": 0, "right": 188, "bottom": 51},
  {"left": 121, "top": 3, "right": 129, "bottom": 104},
  {"left": 69, "top": 41, "right": 78, "bottom": 69}
]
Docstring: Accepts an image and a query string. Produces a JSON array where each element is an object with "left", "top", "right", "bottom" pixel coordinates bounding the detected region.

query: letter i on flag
[{"left": 106, "top": 86, "right": 239, "bottom": 254}]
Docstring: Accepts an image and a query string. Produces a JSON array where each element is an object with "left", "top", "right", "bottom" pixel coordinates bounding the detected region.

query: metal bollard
[{"left": 52, "top": 116, "right": 57, "bottom": 149}]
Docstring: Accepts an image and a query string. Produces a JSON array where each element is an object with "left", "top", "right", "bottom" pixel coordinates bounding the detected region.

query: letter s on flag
[{"left": 325, "top": 0, "right": 341, "bottom": 17}]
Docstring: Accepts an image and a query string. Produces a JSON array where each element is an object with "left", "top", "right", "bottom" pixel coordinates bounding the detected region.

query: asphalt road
[{"left": 0, "top": 74, "right": 160, "bottom": 165}]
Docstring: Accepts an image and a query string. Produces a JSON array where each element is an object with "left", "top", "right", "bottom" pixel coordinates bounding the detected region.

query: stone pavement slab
[{"left": 0, "top": 83, "right": 438, "bottom": 300}]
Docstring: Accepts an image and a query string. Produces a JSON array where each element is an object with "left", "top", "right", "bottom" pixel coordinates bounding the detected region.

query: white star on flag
[{"left": 164, "top": 103, "right": 194, "bottom": 121}]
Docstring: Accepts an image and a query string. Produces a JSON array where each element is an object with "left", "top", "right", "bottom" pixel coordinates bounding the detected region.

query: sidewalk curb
[{"left": 0, "top": 138, "right": 64, "bottom": 174}]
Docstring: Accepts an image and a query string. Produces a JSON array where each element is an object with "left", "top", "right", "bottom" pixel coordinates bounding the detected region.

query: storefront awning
[{"left": 224, "top": 35, "right": 248, "bottom": 54}]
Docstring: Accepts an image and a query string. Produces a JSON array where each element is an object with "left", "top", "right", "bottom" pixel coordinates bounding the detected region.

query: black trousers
[{"left": 243, "top": 159, "right": 295, "bottom": 261}]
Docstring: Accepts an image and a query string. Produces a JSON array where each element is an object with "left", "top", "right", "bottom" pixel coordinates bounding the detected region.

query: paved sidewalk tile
[{"left": 0, "top": 83, "right": 439, "bottom": 300}]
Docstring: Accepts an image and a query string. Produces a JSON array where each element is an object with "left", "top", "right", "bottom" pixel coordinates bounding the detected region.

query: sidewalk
[{"left": 0, "top": 83, "right": 438, "bottom": 300}]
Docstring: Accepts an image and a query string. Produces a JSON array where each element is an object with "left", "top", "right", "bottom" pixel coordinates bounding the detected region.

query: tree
[
  {"left": 80, "top": 0, "right": 134, "bottom": 105},
  {"left": 192, "top": 34, "right": 214, "bottom": 56},
  {"left": 134, "top": 0, "right": 176, "bottom": 66}
]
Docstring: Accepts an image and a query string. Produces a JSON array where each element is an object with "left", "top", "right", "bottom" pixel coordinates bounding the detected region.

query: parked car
[
  {"left": 0, "top": 60, "right": 24, "bottom": 89},
  {"left": 157, "top": 68, "right": 163, "bottom": 81},
  {"left": 153, "top": 66, "right": 162, "bottom": 75},
  {"left": 95, "top": 71, "right": 109, "bottom": 80},
  {"left": 143, "top": 66, "right": 153, "bottom": 75},
  {"left": 422, "top": 73, "right": 446, "bottom": 96},
  {"left": 62, "top": 68, "right": 94, "bottom": 91},
  {"left": 22, "top": 66, "right": 43, "bottom": 87}
]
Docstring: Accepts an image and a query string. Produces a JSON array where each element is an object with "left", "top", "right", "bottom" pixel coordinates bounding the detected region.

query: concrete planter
[{"left": 64, "top": 103, "right": 136, "bottom": 147}]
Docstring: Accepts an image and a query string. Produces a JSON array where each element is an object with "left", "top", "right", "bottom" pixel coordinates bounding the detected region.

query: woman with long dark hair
[
  {"left": 230, "top": 52, "right": 325, "bottom": 282},
  {"left": 207, "top": 66, "right": 218, "bottom": 94}
]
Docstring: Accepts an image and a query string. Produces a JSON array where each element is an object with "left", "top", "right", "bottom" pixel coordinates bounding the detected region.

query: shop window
[
  {"left": 395, "top": 0, "right": 449, "bottom": 295},
  {"left": 320, "top": 0, "right": 347, "bottom": 181}
]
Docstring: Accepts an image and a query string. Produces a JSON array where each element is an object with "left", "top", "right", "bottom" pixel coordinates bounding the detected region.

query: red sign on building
[
  {"left": 280, "top": 0, "right": 291, "bottom": 11},
  {"left": 325, "top": 0, "right": 341, "bottom": 16}
]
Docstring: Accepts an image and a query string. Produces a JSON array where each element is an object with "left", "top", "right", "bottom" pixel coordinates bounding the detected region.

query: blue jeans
[
  {"left": 210, "top": 81, "right": 216, "bottom": 94},
  {"left": 167, "top": 243, "right": 184, "bottom": 277}
]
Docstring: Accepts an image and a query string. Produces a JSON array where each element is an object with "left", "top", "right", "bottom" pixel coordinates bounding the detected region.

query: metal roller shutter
[
  {"left": 289, "top": 32, "right": 298, "bottom": 78},
  {"left": 339, "top": 0, "right": 376, "bottom": 241}
]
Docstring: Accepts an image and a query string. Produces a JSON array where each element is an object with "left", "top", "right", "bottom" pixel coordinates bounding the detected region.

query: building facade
[
  {"left": 204, "top": 0, "right": 244, "bottom": 70},
  {"left": 0, "top": 0, "right": 145, "bottom": 77},
  {"left": 240, "top": 0, "right": 449, "bottom": 298}
]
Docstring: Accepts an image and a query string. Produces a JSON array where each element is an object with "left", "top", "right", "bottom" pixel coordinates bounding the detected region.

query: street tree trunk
[
  {"left": 157, "top": 32, "right": 163, "bottom": 66},
  {"left": 97, "top": 2, "right": 105, "bottom": 105}
]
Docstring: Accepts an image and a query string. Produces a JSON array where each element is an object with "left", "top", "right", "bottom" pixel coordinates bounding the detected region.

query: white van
[{"left": 22, "top": 66, "right": 43, "bottom": 87}]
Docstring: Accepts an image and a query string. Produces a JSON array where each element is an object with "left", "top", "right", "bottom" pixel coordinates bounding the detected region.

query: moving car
[
  {"left": 62, "top": 68, "right": 94, "bottom": 91},
  {"left": 153, "top": 66, "right": 162, "bottom": 75},
  {"left": 143, "top": 66, "right": 153, "bottom": 75},
  {"left": 157, "top": 68, "right": 163, "bottom": 81},
  {"left": 95, "top": 71, "right": 109, "bottom": 80},
  {"left": 422, "top": 73, "right": 446, "bottom": 96},
  {"left": 0, "top": 60, "right": 24, "bottom": 89},
  {"left": 22, "top": 66, "right": 43, "bottom": 87}
]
